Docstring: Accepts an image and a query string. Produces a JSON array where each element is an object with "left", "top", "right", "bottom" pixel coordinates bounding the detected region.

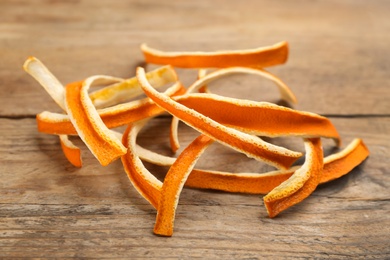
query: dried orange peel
[
  {"left": 137, "top": 67, "right": 302, "bottom": 170},
  {"left": 154, "top": 134, "right": 214, "bottom": 236},
  {"left": 23, "top": 57, "right": 66, "bottom": 110},
  {"left": 37, "top": 81, "right": 185, "bottom": 135},
  {"left": 183, "top": 138, "right": 369, "bottom": 194},
  {"left": 90, "top": 65, "right": 178, "bottom": 108},
  {"left": 121, "top": 121, "right": 163, "bottom": 209},
  {"left": 65, "top": 77, "right": 127, "bottom": 166},
  {"left": 176, "top": 93, "right": 340, "bottom": 142},
  {"left": 141, "top": 41, "right": 289, "bottom": 69},
  {"left": 263, "top": 138, "right": 323, "bottom": 217},
  {"left": 169, "top": 66, "right": 297, "bottom": 152},
  {"left": 25, "top": 41, "right": 370, "bottom": 237},
  {"left": 59, "top": 135, "right": 82, "bottom": 168}
]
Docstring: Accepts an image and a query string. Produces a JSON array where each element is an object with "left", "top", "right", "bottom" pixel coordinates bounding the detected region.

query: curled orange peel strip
[
  {"left": 65, "top": 77, "right": 127, "bottom": 166},
  {"left": 169, "top": 66, "right": 298, "bottom": 152},
  {"left": 186, "top": 67, "right": 297, "bottom": 103},
  {"left": 141, "top": 41, "right": 289, "bottom": 69},
  {"left": 25, "top": 44, "right": 370, "bottom": 237},
  {"left": 177, "top": 93, "right": 340, "bottom": 143},
  {"left": 263, "top": 138, "right": 323, "bottom": 218},
  {"left": 185, "top": 139, "right": 368, "bottom": 194},
  {"left": 23, "top": 57, "right": 66, "bottom": 111},
  {"left": 321, "top": 138, "right": 369, "bottom": 183},
  {"left": 136, "top": 66, "right": 302, "bottom": 170},
  {"left": 135, "top": 138, "right": 368, "bottom": 195},
  {"left": 59, "top": 135, "right": 82, "bottom": 168},
  {"left": 121, "top": 121, "right": 163, "bottom": 209},
  {"left": 154, "top": 135, "right": 214, "bottom": 236},
  {"left": 36, "top": 82, "right": 186, "bottom": 135},
  {"left": 90, "top": 65, "right": 178, "bottom": 108}
]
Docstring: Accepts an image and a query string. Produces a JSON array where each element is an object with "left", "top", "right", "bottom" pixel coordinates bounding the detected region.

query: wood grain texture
[
  {"left": 1, "top": 117, "right": 389, "bottom": 258},
  {"left": 0, "top": 0, "right": 389, "bottom": 116},
  {"left": 1, "top": 0, "right": 389, "bottom": 258}
]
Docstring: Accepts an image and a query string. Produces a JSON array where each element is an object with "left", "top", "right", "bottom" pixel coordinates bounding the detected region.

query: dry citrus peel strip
[
  {"left": 321, "top": 138, "right": 369, "bottom": 183},
  {"left": 137, "top": 67, "right": 302, "bottom": 170},
  {"left": 177, "top": 93, "right": 340, "bottom": 143},
  {"left": 141, "top": 41, "right": 289, "bottom": 69},
  {"left": 90, "top": 65, "right": 178, "bottom": 108},
  {"left": 186, "top": 67, "right": 297, "bottom": 103},
  {"left": 59, "top": 135, "right": 82, "bottom": 167},
  {"left": 154, "top": 135, "right": 214, "bottom": 236},
  {"left": 169, "top": 66, "right": 297, "bottom": 152},
  {"left": 37, "top": 82, "right": 185, "bottom": 135},
  {"left": 186, "top": 139, "right": 368, "bottom": 194},
  {"left": 263, "top": 138, "right": 323, "bottom": 218},
  {"left": 65, "top": 78, "right": 127, "bottom": 166},
  {"left": 135, "top": 138, "right": 367, "bottom": 194},
  {"left": 23, "top": 57, "right": 66, "bottom": 111},
  {"left": 121, "top": 121, "right": 163, "bottom": 209}
]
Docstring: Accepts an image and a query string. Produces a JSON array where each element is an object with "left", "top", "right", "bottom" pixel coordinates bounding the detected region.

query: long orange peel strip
[
  {"left": 23, "top": 57, "right": 66, "bottom": 110},
  {"left": 177, "top": 93, "right": 340, "bottom": 142},
  {"left": 263, "top": 138, "right": 323, "bottom": 218},
  {"left": 23, "top": 57, "right": 83, "bottom": 167},
  {"left": 135, "top": 138, "right": 368, "bottom": 194},
  {"left": 59, "top": 135, "right": 82, "bottom": 168},
  {"left": 187, "top": 67, "right": 297, "bottom": 103},
  {"left": 141, "top": 41, "right": 289, "bottom": 69},
  {"left": 65, "top": 77, "right": 127, "bottom": 166},
  {"left": 90, "top": 65, "right": 178, "bottom": 108},
  {"left": 169, "top": 66, "right": 298, "bottom": 152},
  {"left": 136, "top": 66, "right": 302, "bottom": 170},
  {"left": 26, "top": 41, "right": 370, "bottom": 237},
  {"left": 121, "top": 121, "right": 163, "bottom": 209},
  {"left": 36, "top": 82, "right": 185, "bottom": 135},
  {"left": 154, "top": 135, "right": 214, "bottom": 236}
]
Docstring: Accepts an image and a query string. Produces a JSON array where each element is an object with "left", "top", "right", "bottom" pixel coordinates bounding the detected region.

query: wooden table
[{"left": 1, "top": 0, "right": 389, "bottom": 258}]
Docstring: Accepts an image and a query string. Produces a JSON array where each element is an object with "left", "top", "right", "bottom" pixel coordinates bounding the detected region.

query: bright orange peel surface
[
  {"left": 141, "top": 41, "right": 289, "bottom": 69},
  {"left": 25, "top": 41, "right": 370, "bottom": 237}
]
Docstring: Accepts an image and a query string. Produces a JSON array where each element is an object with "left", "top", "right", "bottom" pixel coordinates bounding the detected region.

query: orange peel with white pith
[
  {"left": 36, "top": 82, "right": 185, "bottom": 135},
  {"left": 137, "top": 66, "right": 302, "bottom": 170},
  {"left": 59, "top": 135, "right": 82, "bottom": 168},
  {"left": 183, "top": 138, "right": 369, "bottom": 194},
  {"left": 141, "top": 41, "right": 289, "bottom": 69},
  {"left": 65, "top": 77, "right": 127, "bottom": 166},
  {"left": 121, "top": 121, "right": 163, "bottom": 209},
  {"left": 263, "top": 138, "right": 324, "bottom": 217},
  {"left": 154, "top": 134, "right": 214, "bottom": 236},
  {"left": 25, "top": 40, "right": 371, "bottom": 237},
  {"left": 169, "top": 66, "right": 297, "bottom": 152},
  {"left": 177, "top": 93, "right": 340, "bottom": 143},
  {"left": 90, "top": 65, "right": 178, "bottom": 108}
]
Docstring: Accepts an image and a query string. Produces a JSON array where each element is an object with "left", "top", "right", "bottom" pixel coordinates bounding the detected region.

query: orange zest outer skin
[
  {"left": 321, "top": 138, "right": 369, "bottom": 183},
  {"left": 141, "top": 41, "right": 289, "bottom": 69},
  {"left": 121, "top": 123, "right": 162, "bottom": 209},
  {"left": 137, "top": 67, "right": 302, "bottom": 170},
  {"left": 154, "top": 135, "right": 214, "bottom": 237},
  {"left": 184, "top": 138, "right": 368, "bottom": 194},
  {"left": 65, "top": 80, "right": 126, "bottom": 166},
  {"left": 177, "top": 93, "right": 340, "bottom": 143},
  {"left": 37, "top": 84, "right": 186, "bottom": 136},
  {"left": 263, "top": 138, "right": 323, "bottom": 218},
  {"left": 59, "top": 135, "right": 82, "bottom": 167},
  {"left": 169, "top": 66, "right": 297, "bottom": 153}
]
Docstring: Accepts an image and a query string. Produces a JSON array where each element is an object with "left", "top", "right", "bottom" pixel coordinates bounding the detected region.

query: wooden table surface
[{"left": 1, "top": 0, "right": 389, "bottom": 258}]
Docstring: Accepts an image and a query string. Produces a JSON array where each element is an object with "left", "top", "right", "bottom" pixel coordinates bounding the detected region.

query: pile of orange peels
[{"left": 24, "top": 41, "right": 369, "bottom": 236}]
